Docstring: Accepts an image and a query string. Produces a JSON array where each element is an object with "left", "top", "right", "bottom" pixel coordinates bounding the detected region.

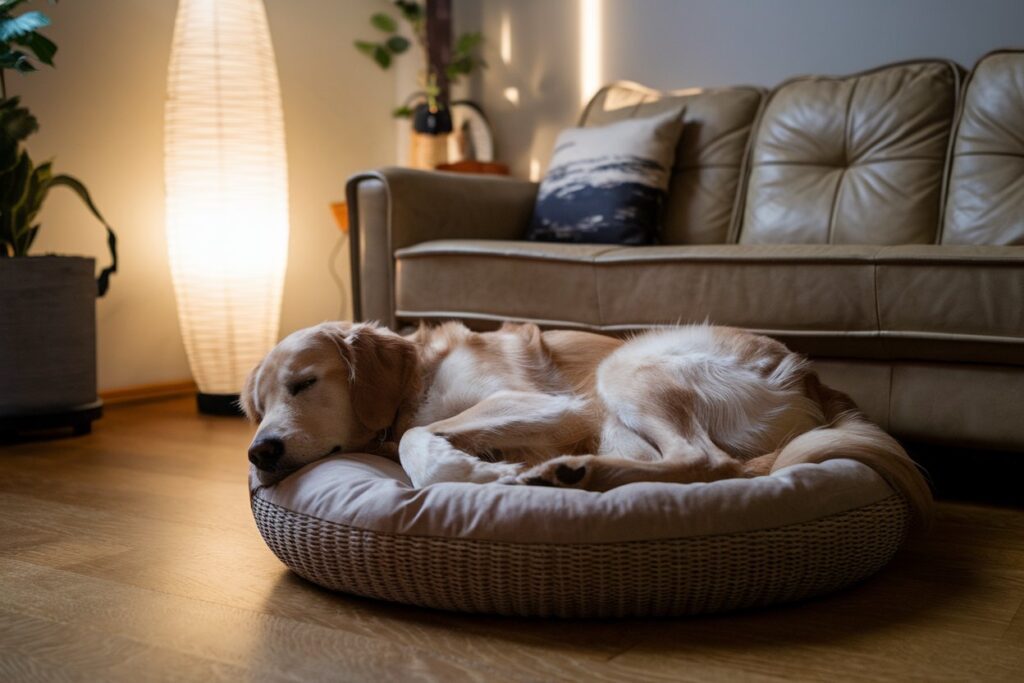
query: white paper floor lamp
[{"left": 164, "top": 0, "right": 289, "bottom": 414}]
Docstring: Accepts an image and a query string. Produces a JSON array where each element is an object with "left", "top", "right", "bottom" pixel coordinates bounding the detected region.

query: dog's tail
[{"left": 764, "top": 378, "right": 933, "bottom": 531}]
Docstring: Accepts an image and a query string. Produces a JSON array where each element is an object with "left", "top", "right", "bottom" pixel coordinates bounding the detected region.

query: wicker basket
[{"left": 250, "top": 455, "right": 910, "bottom": 618}]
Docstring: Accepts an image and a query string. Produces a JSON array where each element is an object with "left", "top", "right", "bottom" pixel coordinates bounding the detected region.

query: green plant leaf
[
  {"left": 0, "top": 148, "right": 29, "bottom": 206},
  {"left": 11, "top": 158, "right": 50, "bottom": 253},
  {"left": 392, "top": 105, "right": 413, "bottom": 118},
  {"left": 19, "top": 222, "right": 38, "bottom": 253},
  {"left": 394, "top": 1, "right": 422, "bottom": 22},
  {"left": 0, "top": 97, "right": 38, "bottom": 141},
  {"left": 0, "top": 10, "right": 50, "bottom": 41},
  {"left": 445, "top": 56, "right": 474, "bottom": 81},
  {"left": 0, "top": 150, "right": 32, "bottom": 253},
  {"left": 370, "top": 12, "right": 397, "bottom": 33},
  {"left": 355, "top": 40, "right": 392, "bottom": 69},
  {"left": 454, "top": 32, "right": 482, "bottom": 55},
  {"left": 48, "top": 174, "right": 118, "bottom": 296},
  {"left": 372, "top": 45, "right": 391, "bottom": 69},
  {"left": 0, "top": 108, "right": 37, "bottom": 172},
  {"left": 0, "top": 50, "right": 37, "bottom": 73},
  {"left": 12, "top": 30, "right": 56, "bottom": 65},
  {"left": 354, "top": 40, "right": 377, "bottom": 57},
  {"left": 0, "top": 143, "right": 16, "bottom": 172},
  {"left": 385, "top": 35, "right": 409, "bottom": 54}
]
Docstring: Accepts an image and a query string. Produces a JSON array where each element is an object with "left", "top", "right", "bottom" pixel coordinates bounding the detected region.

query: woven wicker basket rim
[{"left": 252, "top": 489, "right": 908, "bottom": 548}]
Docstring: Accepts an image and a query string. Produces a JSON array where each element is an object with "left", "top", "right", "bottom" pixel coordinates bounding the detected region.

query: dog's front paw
[{"left": 504, "top": 455, "right": 595, "bottom": 488}]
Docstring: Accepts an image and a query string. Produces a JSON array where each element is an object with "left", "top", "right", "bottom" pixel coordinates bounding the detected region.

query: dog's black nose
[{"left": 248, "top": 436, "right": 284, "bottom": 470}]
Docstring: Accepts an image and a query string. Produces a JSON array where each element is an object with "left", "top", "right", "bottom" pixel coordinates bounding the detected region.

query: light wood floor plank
[
  {"left": 0, "top": 559, "right": 487, "bottom": 683},
  {"left": 0, "top": 609, "right": 259, "bottom": 683}
]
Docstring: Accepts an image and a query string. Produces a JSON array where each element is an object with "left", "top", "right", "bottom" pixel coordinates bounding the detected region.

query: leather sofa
[{"left": 346, "top": 50, "right": 1024, "bottom": 452}]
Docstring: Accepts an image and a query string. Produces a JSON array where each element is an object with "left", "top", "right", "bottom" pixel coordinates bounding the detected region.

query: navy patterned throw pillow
[{"left": 525, "top": 107, "right": 686, "bottom": 244}]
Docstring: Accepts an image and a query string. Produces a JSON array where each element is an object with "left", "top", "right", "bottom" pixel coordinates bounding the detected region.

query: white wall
[
  {"left": 455, "top": 0, "right": 581, "bottom": 180},
  {"left": 463, "top": 0, "right": 1024, "bottom": 177},
  {"left": 17, "top": 0, "right": 397, "bottom": 391}
]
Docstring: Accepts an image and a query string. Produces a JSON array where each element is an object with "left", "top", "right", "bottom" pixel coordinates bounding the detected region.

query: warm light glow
[
  {"left": 529, "top": 158, "right": 541, "bottom": 182},
  {"left": 500, "top": 12, "right": 512, "bottom": 65},
  {"left": 503, "top": 86, "right": 520, "bottom": 106},
  {"left": 579, "top": 0, "right": 602, "bottom": 106},
  {"left": 164, "top": 0, "right": 289, "bottom": 395}
]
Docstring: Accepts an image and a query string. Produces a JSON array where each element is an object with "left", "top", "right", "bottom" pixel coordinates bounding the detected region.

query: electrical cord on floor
[{"left": 327, "top": 234, "right": 348, "bottom": 321}]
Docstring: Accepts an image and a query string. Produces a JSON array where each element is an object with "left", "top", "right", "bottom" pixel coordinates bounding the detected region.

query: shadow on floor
[{"left": 907, "top": 441, "right": 1024, "bottom": 507}]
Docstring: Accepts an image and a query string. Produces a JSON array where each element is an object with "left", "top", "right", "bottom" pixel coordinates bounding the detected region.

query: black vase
[{"left": 412, "top": 103, "right": 453, "bottom": 135}]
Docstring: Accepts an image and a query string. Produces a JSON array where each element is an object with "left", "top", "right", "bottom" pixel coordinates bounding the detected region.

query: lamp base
[{"left": 196, "top": 392, "right": 244, "bottom": 417}]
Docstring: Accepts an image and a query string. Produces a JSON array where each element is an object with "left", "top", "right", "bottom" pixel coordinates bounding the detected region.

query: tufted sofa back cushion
[
  {"left": 582, "top": 82, "right": 763, "bottom": 245},
  {"left": 738, "top": 61, "right": 961, "bottom": 245},
  {"left": 942, "top": 50, "right": 1024, "bottom": 245}
]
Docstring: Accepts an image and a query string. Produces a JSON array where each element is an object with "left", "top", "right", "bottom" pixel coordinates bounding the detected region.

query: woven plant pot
[{"left": 0, "top": 256, "right": 99, "bottom": 420}]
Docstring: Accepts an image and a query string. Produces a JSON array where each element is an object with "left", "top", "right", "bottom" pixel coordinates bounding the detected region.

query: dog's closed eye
[{"left": 289, "top": 377, "right": 317, "bottom": 396}]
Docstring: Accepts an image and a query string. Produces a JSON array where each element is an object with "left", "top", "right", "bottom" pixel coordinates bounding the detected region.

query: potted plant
[
  {"left": 354, "top": 0, "right": 485, "bottom": 168},
  {"left": 0, "top": 0, "right": 117, "bottom": 436}
]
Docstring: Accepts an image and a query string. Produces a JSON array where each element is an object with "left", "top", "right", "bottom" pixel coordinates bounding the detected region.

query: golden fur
[{"left": 243, "top": 321, "right": 932, "bottom": 528}]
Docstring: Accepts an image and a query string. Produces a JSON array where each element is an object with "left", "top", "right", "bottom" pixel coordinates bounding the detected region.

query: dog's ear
[
  {"left": 240, "top": 360, "right": 263, "bottom": 422},
  {"left": 333, "top": 324, "right": 419, "bottom": 433}
]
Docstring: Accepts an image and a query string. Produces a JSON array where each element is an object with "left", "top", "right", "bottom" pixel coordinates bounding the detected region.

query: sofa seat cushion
[
  {"left": 395, "top": 240, "right": 618, "bottom": 327},
  {"left": 394, "top": 240, "right": 1024, "bottom": 364},
  {"left": 876, "top": 245, "right": 1024, "bottom": 353},
  {"left": 396, "top": 240, "right": 878, "bottom": 333},
  {"left": 593, "top": 244, "right": 879, "bottom": 333}
]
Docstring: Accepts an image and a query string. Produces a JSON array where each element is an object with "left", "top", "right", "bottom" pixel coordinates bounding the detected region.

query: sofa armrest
[{"left": 346, "top": 167, "right": 539, "bottom": 326}]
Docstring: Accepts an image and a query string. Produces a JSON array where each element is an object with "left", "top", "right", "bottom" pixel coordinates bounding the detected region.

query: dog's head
[{"left": 241, "top": 322, "right": 418, "bottom": 485}]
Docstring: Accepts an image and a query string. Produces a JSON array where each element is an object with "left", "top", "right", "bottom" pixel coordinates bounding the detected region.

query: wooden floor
[{"left": 1, "top": 397, "right": 1022, "bottom": 682}]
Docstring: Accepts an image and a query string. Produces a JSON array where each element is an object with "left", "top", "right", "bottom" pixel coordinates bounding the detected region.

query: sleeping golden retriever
[{"left": 242, "top": 321, "right": 931, "bottom": 525}]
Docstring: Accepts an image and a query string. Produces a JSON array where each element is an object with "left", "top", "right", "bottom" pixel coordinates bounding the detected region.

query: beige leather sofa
[{"left": 346, "top": 51, "right": 1024, "bottom": 452}]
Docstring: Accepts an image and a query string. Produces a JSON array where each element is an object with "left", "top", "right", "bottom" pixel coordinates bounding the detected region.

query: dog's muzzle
[{"left": 248, "top": 436, "right": 284, "bottom": 470}]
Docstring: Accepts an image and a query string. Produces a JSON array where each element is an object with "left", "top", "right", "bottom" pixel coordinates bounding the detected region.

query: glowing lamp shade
[{"left": 164, "top": 0, "right": 289, "bottom": 410}]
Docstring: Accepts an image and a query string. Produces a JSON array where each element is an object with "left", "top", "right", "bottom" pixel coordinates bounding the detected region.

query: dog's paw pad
[
  {"left": 554, "top": 464, "right": 586, "bottom": 485},
  {"left": 510, "top": 458, "right": 592, "bottom": 488}
]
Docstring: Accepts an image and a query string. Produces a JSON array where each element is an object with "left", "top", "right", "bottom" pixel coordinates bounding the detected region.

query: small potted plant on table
[{"left": 354, "top": 0, "right": 485, "bottom": 168}]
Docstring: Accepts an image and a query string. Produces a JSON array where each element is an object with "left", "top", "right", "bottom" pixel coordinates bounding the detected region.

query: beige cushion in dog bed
[{"left": 249, "top": 455, "right": 909, "bottom": 617}]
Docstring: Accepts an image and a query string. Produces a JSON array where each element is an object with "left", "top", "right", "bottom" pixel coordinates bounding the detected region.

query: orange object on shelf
[{"left": 330, "top": 201, "right": 349, "bottom": 234}]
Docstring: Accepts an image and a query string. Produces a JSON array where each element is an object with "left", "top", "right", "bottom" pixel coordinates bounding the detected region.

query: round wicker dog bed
[{"left": 249, "top": 455, "right": 909, "bottom": 618}]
